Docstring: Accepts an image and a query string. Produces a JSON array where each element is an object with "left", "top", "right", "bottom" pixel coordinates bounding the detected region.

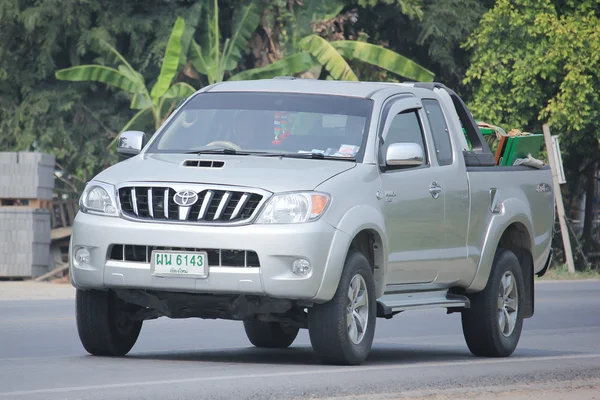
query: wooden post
[{"left": 543, "top": 124, "right": 575, "bottom": 274}]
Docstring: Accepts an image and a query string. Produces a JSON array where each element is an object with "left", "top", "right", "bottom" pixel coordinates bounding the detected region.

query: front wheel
[
  {"left": 308, "top": 251, "right": 376, "bottom": 365},
  {"left": 461, "top": 248, "right": 525, "bottom": 357},
  {"left": 76, "top": 289, "right": 143, "bottom": 356}
]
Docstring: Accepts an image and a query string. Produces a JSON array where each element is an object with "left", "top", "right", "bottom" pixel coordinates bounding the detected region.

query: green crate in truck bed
[
  {"left": 461, "top": 122, "right": 544, "bottom": 165},
  {"left": 478, "top": 126, "right": 496, "bottom": 136},
  {"left": 500, "top": 134, "right": 545, "bottom": 166}
]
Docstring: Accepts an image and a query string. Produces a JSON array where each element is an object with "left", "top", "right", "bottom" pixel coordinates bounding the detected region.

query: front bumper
[{"left": 69, "top": 212, "right": 350, "bottom": 302}]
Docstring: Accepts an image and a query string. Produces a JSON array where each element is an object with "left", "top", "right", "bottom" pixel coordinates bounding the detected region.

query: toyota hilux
[{"left": 69, "top": 79, "right": 555, "bottom": 365}]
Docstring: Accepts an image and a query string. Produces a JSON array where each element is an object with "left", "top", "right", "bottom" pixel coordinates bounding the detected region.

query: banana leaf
[
  {"left": 151, "top": 17, "right": 186, "bottom": 100},
  {"left": 331, "top": 40, "right": 434, "bottom": 82},
  {"left": 223, "top": 0, "right": 265, "bottom": 72},
  {"left": 229, "top": 53, "right": 317, "bottom": 81},
  {"left": 299, "top": 35, "right": 358, "bottom": 81},
  {"left": 55, "top": 66, "right": 142, "bottom": 93}
]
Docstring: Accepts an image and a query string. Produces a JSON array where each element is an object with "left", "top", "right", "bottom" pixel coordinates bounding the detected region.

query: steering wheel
[{"left": 205, "top": 141, "right": 242, "bottom": 151}]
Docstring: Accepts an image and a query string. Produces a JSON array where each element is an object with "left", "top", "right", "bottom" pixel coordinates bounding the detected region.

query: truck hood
[{"left": 93, "top": 153, "right": 356, "bottom": 193}]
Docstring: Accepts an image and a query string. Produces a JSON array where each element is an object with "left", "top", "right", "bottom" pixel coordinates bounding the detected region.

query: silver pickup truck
[{"left": 69, "top": 79, "right": 555, "bottom": 365}]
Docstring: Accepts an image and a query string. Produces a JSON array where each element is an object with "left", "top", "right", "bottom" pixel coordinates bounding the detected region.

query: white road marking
[{"left": 1, "top": 353, "right": 599, "bottom": 397}]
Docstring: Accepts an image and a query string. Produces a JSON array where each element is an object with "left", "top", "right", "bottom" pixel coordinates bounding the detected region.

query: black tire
[
  {"left": 243, "top": 320, "right": 299, "bottom": 348},
  {"left": 461, "top": 248, "right": 525, "bottom": 357},
  {"left": 76, "top": 289, "right": 143, "bottom": 356},
  {"left": 308, "top": 250, "right": 376, "bottom": 365}
]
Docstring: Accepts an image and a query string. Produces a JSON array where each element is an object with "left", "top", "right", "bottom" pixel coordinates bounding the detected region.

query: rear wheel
[
  {"left": 461, "top": 248, "right": 524, "bottom": 357},
  {"left": 243, "top": 320, "right": 299, "bottom": 348},
  {"left": 76, "top": 289, "right": 142, "bottom": 356},
  {"left": 308, "top": 251, "right": 376, "bottom": 365}
]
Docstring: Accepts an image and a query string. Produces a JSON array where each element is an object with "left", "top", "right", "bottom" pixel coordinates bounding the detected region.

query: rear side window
[{"left": 423, "top": 99, "right": 452, "bottom": 166}]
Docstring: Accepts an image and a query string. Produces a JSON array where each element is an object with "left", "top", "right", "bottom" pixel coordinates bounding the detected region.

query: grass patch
[{"left": 537, "top": 263, "right": 600, "bottom": 281}]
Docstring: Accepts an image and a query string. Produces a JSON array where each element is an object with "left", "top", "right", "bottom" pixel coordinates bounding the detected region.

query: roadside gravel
[{"left": 320, "top": 378, "right": 600, "bottom": 400}]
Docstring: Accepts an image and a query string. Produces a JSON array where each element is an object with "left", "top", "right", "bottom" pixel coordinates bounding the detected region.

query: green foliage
[
  {"left": 233, "top": 0, "right": 434, "bottom": 82},
  {"left": 347, "top": 0, "right": 491, "bottom": 91},
  {"left": 299, "top": 35, "right": 358, "bottom": 80},
  {"left": 190, "top": 0, "right": 265, "bottom": 84},
  {"left": 151, "top": 17, "right": 186, "bottom": 101},
  {"left": 55, "top": 66, "right": 140, "bottom": 93},
  {"left": 229, "top": 53, "right": 316, "bottom": 81},
  {"left": 0, "top": 0, "right": 203, "bottom": 196},
  {"left": 464, "top": 0, "right": 600, "bottom": 251},
  {"left": 357, "top": 0, "right": 424, "bottom": 20},
  {"left": 285, "top": 1, "right": 347, "bottom": 52},
  {"left": 56, "top": 18, "right": 195, "bottom": 141},
  {"left": 464, "top": 0, "right": 600, "bottom": 145},
  {"left": 0, "top": 0, "right": 489, "bottom": 199},
  {"left": 416, "top": 0, "right": 488, "bottom": 84},
  {"left": 331, "top": 40, "right": 434, "bottom": 82}
]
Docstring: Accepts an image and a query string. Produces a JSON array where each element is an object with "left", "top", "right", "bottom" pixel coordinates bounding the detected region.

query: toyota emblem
[{"left": 173, "top": 190, "right": 199, "bottom": 207}]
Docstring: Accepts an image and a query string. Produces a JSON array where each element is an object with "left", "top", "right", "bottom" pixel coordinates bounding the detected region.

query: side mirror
[
  {"left": 385, "top": 142, "right": 424, "bottom": 166},
  {"left": 116, "top": 131, "right": 146, "bottom": 157}
]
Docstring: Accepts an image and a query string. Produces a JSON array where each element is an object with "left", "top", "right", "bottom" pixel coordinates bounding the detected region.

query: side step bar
[{"left": 376, "top": 290, "right": 470, "bottom": 319}]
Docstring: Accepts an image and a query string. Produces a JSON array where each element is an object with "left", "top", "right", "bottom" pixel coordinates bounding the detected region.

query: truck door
[
  {"left": 420, "top": 98, "right": 471, "bottom": 283},
  {"left": 378, "top": 97, "right": 444, "bottom": 285}
]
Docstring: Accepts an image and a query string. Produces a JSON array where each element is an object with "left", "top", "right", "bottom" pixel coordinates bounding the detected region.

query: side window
[
  {"left": 382, "top": 110, "right": 427, "bottom": 167},
  {"left": 422, "top": 99, "right": 453, "bottom": 166}
]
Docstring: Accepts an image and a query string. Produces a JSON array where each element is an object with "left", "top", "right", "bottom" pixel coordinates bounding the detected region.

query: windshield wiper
[
  {"left": 183, "top": 148, "right": 355, "bottom": 161},
  {"left": 186, "top": 147, "right": 244, "bottom": 155},
  {"left": 259, "top": 152, "right": 356, "bottom": 161}
]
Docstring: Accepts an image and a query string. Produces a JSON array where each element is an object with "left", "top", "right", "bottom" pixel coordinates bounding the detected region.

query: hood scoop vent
[{"left": 183, "top": 160, "right": 225, "bottom": 168}]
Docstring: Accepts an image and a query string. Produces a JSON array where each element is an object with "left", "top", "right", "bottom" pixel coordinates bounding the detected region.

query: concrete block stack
[
  {"left": 0, "top": 152, "right": 55, "bottom": 278},
  {"left": 0, "top": 152, "right": 55, "bottom": 199}
]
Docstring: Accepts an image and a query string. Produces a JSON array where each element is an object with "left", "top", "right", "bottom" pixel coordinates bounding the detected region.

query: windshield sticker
[
  {"left": 337, "top": 144, "right": 360, "bottom": 157},
  {"left": 298, "top": 149, "right": 326, "bottom": 154}
]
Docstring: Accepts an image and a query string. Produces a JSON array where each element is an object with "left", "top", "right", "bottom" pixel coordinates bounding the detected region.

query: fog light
[
  {"left": 74, "top": 247, "right": 91, "bottom": 266},
  {"left": 292, "top": 258, "right": 312, "bottom": 277}
]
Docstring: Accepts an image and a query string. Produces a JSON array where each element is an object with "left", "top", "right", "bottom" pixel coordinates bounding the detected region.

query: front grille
[
  {"left": 117, "top": 186, "right": 263, "bottom": 224},
  {"left": 108, "top": 244, "right": 260, "bottom": 267}
]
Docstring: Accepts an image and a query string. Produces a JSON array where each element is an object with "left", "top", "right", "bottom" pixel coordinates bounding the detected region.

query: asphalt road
[{"left": 0, "top": 280, "right": 599, "bottom": 400}]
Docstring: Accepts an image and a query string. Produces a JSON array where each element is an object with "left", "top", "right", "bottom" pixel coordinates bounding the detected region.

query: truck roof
[{"left": 204, "top": 78, "right": 417, "bottom": 98}]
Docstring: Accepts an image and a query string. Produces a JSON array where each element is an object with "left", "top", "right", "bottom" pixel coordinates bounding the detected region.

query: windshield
[{"left": 147, "top": 91, "right": 373, "bottom": 160}]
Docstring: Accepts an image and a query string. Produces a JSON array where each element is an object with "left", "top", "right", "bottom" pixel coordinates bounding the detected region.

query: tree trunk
[{"left": 581, "top": 161, "right": 597, "bottom": 267}]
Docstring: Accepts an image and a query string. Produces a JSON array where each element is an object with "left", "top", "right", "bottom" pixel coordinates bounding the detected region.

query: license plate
[{"left": 151, "top": 250, "right": 208, "bottom": 278}]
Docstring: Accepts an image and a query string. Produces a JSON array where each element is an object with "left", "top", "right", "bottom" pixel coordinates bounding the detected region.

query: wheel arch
[
  {"left": 313, "top": 205, "right": 388, "bottom": 302},
  {"left": 467, "top": 216, "right": 536, "bottom": 318},
  {"left": 497, "top": 222, "right": 535, "bottom": 318},
  {"left": 348, "top": 228, "right": 386, "bottom": 299}
]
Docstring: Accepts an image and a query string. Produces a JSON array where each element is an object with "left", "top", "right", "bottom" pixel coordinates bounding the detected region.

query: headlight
[
  {"left": 255, "top": 192, "right": 330, "bottom": 224},
  {"left": 79, "top": 181, "right": 118, "bottom": 216}
]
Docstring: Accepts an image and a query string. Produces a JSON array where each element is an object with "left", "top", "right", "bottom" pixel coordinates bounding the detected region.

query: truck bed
[{"left": 466, "top": 164, "right": 554, "bottom": 276}]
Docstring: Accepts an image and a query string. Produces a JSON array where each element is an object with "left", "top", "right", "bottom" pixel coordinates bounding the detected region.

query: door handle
[{"left": 429, "top": 181, "right": 442, "bottom": 199}]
